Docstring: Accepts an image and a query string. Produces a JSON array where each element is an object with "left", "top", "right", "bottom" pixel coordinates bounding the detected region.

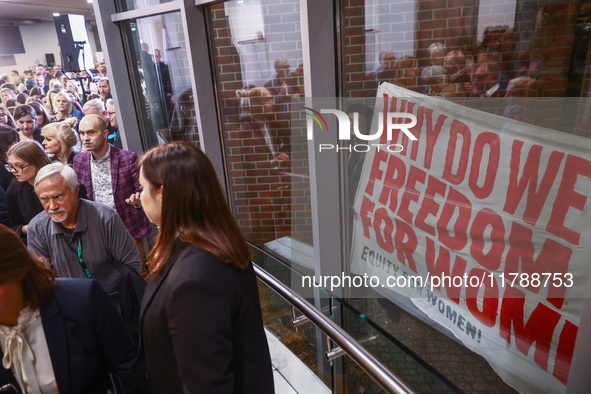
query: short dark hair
[
  {"left": 29, "top": 86, "right": 44, "bottom": 97},
  {"left": 16, "top": 93, "right": 28, "bottom": 105},
  {"left": 13, "top": 104, "right": 37, "bottom": 121}
]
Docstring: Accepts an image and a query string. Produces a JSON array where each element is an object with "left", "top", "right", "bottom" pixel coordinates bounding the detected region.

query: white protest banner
[{"left": 350, "top": 83, "right": 591, "bottom": 393}]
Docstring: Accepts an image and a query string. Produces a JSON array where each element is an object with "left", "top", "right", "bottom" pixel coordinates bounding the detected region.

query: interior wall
[
  {"left": 0, "top": 19, "right": 99, "bottom": 76},
  {"left": 0, "top": 22, "right": 60, "bottom": 75}
]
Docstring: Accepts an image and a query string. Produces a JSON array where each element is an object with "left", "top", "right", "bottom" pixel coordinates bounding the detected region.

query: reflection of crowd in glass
[
  {"left": 366, "top": 27, "right": 541, "bottom": 119},
  {"left": 228, "top": 59, "right": 307, "bottom": 242},
  {"left": 235, "top": 58, "right": 304, "bottom": 170}
]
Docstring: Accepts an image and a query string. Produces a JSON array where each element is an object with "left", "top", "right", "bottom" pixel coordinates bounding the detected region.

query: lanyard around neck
[{"left": 60, "top": 233, "right": 91, "bottom": 278}]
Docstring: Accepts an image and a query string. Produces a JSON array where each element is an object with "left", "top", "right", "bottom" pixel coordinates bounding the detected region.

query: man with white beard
[{"left": 26, "top": 163, "right": 141, "bottom": 278}]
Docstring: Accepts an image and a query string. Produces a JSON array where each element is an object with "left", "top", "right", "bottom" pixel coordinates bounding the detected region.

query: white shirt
[
  {"left": 90, "top": 145, "right": 115, "bottom": 209},
  {"left": 0, "top": 307, "right": 59, "bottom": 393}
]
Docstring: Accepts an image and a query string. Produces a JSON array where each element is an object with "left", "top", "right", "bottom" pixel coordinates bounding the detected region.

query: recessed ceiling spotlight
[{"left": 53, "top": 13, "right": 60, "bottom": 17}]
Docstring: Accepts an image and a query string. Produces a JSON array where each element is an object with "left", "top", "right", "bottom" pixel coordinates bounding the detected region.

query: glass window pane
[
  {"left": 208, "top": 0, "right": 313, "bottom": 272},
  {"left": 116, "top": 0, "right": 175, "bottom": 13},
  {"left": 120, "top": 12, "right": 200, "bottom": 149},
  {"left": 342, "top": 0, "right": 590, "bottom": 135},
  {"left": 341, "top": 1, "right": 590, "bottom": 393}
]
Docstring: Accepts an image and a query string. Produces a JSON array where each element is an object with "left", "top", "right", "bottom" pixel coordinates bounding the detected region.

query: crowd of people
[
  {"left": 0, "top": 61, "right": 273, "bottom": 393},
  {"left": 366, "top": 36, "right": 540, "bottom": 122},
  {"left": 0, "top": 64, "right": 121, "bottom": 243}
]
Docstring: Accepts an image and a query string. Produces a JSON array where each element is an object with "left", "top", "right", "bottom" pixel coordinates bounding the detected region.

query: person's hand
[
  {"left": 279, "top": 82, "right": 288, "bottom": 96},
  {"left": 271, "top": 153, "right": 289, "bottom": 168},
  {"left": 126, "top": 192, "right": 142, "bottom": 208},
  {"left": 22, "top": 225, "right": 27, "bottom": 234}
]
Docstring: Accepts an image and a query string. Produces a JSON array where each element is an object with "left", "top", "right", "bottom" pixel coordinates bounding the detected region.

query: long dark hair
[
  {"left": 140, "top": 142, "right": 251, "bottom": 277},
  {"left": 0, "top": 224, "right": 56, "bottom": 309},
  {"left": 0, "top": 125, "right": 18, "bottom": 161}
]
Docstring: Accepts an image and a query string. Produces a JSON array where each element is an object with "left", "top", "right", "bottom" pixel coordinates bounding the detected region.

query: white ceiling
[{"left": 0, "top": 0, "right": 95, "bottom": 23}]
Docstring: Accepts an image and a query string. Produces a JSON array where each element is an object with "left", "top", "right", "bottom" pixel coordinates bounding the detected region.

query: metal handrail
[{"left": 253, "top": 263, "right": 415, "bottom": 394}]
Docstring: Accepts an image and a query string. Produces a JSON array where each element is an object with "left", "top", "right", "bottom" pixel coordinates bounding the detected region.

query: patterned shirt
[{"left": 90, "top": 146, "right": 115, "bottom": 209}]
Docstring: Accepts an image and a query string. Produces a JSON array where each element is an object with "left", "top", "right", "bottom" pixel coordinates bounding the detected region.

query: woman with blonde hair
[
  {"left": 48, "top": 79, "right": 63, "bottom": 91},
  {"left": 51, "top": 91, "right": 72, "bottom": 122},
  {"left": 41, "top": 118, "right": 79, "bottom": 165},
  {"left": 0, "top": 87, "right": 16, "bottom": 107}
]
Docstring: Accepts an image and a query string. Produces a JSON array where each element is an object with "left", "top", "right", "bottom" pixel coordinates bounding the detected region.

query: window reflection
[
  {"left": 121, "top": 13, "right": 199, "bottom": 148},
  {"left": 344, "top": 0, "right": 591, "bottom": 135},
  {"left": 116, "top": 0, "right": 174, "bottom": 13},
  {"left": 210, "top": 0, "right": 313, "bottom": 266},
  {"left": 343, "top": 0, "right": 590, "bottom": 392}
]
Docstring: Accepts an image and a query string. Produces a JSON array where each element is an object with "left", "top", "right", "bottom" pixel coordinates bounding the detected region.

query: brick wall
[
  {"left": 210, "top": 1, "right": 313, "bottom": 246},
  {"left": 343, "top": 0, "right": 589, "bottom": 136}
]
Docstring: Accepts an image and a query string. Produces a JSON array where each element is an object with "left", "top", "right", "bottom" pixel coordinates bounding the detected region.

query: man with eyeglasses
[
  {"left": 27, "top": 163, "right": 143, "bottom": 338},
  {"left": 105, "top": 99, "right": 123, "bottom": 149},
  {"left": 27, "top": 162, "right": 141, "bottom": 278}
]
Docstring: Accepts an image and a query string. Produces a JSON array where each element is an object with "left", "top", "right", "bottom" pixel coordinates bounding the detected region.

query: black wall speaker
[{"left": 53, "top": 15, "right": 86, "bottom": 72}]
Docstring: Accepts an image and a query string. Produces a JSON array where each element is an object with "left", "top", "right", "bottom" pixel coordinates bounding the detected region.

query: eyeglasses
[
  {"left": 107, "top": 112, "right": 116, "bottom": 116},
  {"left": 5, "top": 163, "right": 31, "bottom": 174}
]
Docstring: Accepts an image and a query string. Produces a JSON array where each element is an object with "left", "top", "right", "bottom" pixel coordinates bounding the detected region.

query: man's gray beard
[{"left": 49, "top": 210, "right": 68, "bottom": 223}]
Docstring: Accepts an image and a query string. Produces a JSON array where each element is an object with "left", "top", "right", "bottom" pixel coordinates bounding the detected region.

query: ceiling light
[{"left": 53, "top": 13, "right": 60, "bottom": 17}]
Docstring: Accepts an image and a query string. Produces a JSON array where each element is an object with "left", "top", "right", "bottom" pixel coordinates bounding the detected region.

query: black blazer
[
  {"left": 140, "top": 242, "right": 274, "bottom": 393},
  {"left": 0, "top": 279, "right": 139, "bottom": 393},
  {"left": 6, "top": 179, "right": 43, "bottom": 240},
  {"left": 0, "top": 163, "right": 14, "bottom": 192}
]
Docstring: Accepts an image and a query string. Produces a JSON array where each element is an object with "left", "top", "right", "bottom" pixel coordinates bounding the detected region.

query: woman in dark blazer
[
  {"left": 0, "top": 224, "right": 139, "bottom": 393},
  {"left": 5, "top": 140, "right": 51, "bottom": 242},
  {"left": 0, "top": 125, "right": 18, "bottom": 192},
  {"left": 135, "top": 142, "right": 274, "bottom": 393}
]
